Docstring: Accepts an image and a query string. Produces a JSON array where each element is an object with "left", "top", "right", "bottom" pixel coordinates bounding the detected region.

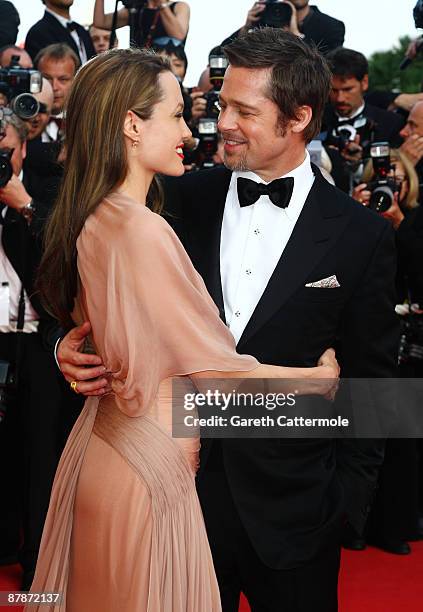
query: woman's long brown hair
[{"left": 37, "top": 48, "right": 170, "bottom": 328}]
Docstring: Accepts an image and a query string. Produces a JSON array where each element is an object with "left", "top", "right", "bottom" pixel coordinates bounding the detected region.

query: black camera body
[
  {"left": 0, "top": 56, "right": 42, "bottom": 120},
  {"left": 0, "top": 359, "right": 17, "bottom": 424},
  {"left": 0, "top": 147, "right": 13, "bottom": 189},
  {"left": 259, "top": 0, "right": 293, "bottom": 28},
  {"left": 325, "top": 114, "right": 376, "bottom": 159},
  {"left": 197, "top": 48, "right": 228, "bottom": 169},
  {"left": 325, "top": 123, "right": 357, "bottom": 154},
  {"left": 367, "top": 142, "right": 399, "bottom": 214},
  {"left": 398, "top": 314, "right": 423, "bottom": 365},
  {"left": 121, "top": 0, "right": 147, "bottom": 8}
]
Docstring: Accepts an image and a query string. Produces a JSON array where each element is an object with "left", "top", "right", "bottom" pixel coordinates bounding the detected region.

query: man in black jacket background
[
  {"left": 0, "top": 108, "right": 82, "bottom": 590},
  {"left": 25, "top": 0, "right": 95, "bottom": 65}
]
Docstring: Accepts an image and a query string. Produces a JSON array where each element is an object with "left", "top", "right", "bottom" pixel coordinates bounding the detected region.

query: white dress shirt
[
  {"left": 0, "top": 196, "right": 39, "bottom": 333},
  {"left": 220, "top": 151, "right": 315, "bottom": 344},
  {"left": 45, "top": 8, "right": 87, "bottom": 64}
]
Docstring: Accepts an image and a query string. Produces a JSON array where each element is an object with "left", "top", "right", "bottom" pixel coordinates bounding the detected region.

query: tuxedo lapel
[
  {"left": 43, "top": 11, "right": 81, "bottom": 59},
  {"left": 186, "top": 168, "right": 232, "bottom": 321},
  {"left": 237, "top": 169, "right": 351, "bottom": 348}
]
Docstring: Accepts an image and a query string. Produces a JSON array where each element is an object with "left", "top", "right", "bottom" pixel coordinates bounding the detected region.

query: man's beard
[{"left": 223, "top": 150, "right": 250, "bottom": 172}]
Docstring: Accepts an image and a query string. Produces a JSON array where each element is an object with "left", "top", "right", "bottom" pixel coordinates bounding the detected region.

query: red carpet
[{"left": 2, "top": 544, "right": 423, "bottom": 611}]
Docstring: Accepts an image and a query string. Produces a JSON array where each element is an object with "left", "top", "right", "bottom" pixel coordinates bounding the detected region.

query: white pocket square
[{"left": 305, "top": 275, "right": 340, "bottom": 288}]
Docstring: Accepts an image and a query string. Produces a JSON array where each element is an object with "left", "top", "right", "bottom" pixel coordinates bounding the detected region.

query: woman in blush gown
[{"left": 28, "top": 49, "right": 339, "bottom": 611}]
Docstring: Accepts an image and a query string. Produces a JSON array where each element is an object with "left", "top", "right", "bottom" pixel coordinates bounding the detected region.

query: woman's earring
[{"left": 132, "top": 139, "right": 140, "bottom": 149}]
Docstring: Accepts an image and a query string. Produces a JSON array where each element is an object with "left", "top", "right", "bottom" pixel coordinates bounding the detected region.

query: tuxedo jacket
[
  {"left": 163, "top": 165, "right": 399, "bottom": 569},
  {"left": 25, "top": 11, "right": 96, "bottom": 64},
  {"left": 301, "top": 5, "right": 345, "bottom": 54}
]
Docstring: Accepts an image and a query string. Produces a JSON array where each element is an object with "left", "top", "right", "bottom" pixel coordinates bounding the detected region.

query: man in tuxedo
[
  {"left": 34, "top": 43, "right": 79, "bottom": 142},
  {"left": 25, "top": 0, "right": 95, "bottom": 66},
  {"left": 322, "top": 47, "right": 405, "bottom": 192},
  {"left": 56, "top": 29, "right": 398, "bottom": 612}
]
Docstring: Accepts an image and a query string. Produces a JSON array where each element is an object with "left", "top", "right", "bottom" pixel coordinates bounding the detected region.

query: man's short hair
[
  {"left": 34, "top": 43, "right": 81, "bottom": 72},
  {"left": 326, "top": 48, "right": 369, "bottom": 82},
  {"left": 0, "top": 108, "right": 28, "bottom": 143},
  {"left": 223, "top": 28, "right": 332, "bottom": 143}
]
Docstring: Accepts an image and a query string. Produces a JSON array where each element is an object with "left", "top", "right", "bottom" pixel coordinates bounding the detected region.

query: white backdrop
[{"left": 10, "top": 0, "right": 420, "bottom": 86}]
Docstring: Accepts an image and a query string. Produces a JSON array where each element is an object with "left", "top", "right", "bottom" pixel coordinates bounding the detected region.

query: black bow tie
[
  {"left": 237, "top": 176, "right": 294, "bottom": 209},
  {"left": 67, "top": 21, "right": 78, "bottom": 32}
]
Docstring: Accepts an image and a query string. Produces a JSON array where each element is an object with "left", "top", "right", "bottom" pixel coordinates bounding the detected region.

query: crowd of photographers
[{"left": 1, "top": 0, "right": 423, "bottom": 592}]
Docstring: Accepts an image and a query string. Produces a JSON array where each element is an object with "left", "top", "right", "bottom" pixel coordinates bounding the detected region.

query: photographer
[
  {"left": 323, "top": 48, "right": 405, "bottom": 193},
  {"left": 0, "top": 109, "right": 81, "bottom": 589},
  {"left": 22, "top": 78, "right": 63, "bottom": 208},
  {"left": 350, "top": 148, "right": 423, "bottom": 554},
  {"left": 93, "top": 0, "right": 190, "bottom": 48},
  {"left": 224, "top": 1, "right": 344, "bottom": 53}
]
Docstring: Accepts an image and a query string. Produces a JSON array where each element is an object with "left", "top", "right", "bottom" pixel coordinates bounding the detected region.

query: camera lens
[
  {"left": 11, "top": 93, "right": 40, "bottom": 120},
  {"left": 369, "top": 185, "right": 393, "bottom": 213},
  {"left": 0, "top": 154, "right": 13, "bottom": 188}
]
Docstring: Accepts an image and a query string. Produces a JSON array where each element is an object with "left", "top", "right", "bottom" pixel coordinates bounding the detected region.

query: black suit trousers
[
  {"left": 0, "top": 332, "right": 83, "bottom": 570},
  {"left": 197, "top": 460, "right": 341, "bottom": 612}
]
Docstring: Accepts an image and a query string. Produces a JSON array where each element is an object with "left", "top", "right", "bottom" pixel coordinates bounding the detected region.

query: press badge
[{"left": 0, "top": 282, "right": 10, "bottom": 326}]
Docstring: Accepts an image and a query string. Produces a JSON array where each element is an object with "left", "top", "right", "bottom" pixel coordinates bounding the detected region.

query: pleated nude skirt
[{"left": 27, "top": 393, "right": 222, "bottom": 612}]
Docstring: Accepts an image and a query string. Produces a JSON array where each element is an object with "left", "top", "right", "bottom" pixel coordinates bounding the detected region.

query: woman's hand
[
  {"left": 317, "top": 348, "right": 340, "bottom": 380},
  {"left": 315, "top": 348, "right": 340, "bottom": 400},
  {"left": 352, "top": 183, "right": 371, "bottom": 206},
  {"left": 381, "top": 192, "right": 405, "bottom": 230}
]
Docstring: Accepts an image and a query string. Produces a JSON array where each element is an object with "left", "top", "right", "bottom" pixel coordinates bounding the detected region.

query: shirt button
[
  {"left": 235, "top": 311, "right": 241, "bottom": 317},
  {"left": 245, "top": 269, "right": 252, "bottom": 275},
  {"left": 253, "top": 228, "right": 260, "bottom": 235}
]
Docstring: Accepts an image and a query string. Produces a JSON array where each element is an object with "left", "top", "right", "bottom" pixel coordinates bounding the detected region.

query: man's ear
[
  {"left": 291, "top": 105, "right": 313, "bottom": 135},
  {"left": 361, "top": 74, "right": 369, "bottom": 94}
]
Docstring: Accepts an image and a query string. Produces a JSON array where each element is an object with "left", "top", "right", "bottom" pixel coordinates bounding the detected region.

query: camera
[
  {"left": 398, "top": 313, "right": 423, "bottom": 365},
  {"left": 0, "top": 56, "right": 42, "bottom": 120},
  {"left": 197, "top": 47, "right": 228, "bottom": 169},
  {"left": 0, "top": 360, "right": 17, "bottom": 424},
  {"left": 367, "top": 142, "right": 399, "bottom": 214},
  {"left": 259, "top": 1, "right": 293, "bottom": 28},
  {"left": 326, "top": 123, "right": 357, "bottom": 153},
  {"left": 121, "top": 0, "right": 147, "bottom": 8},
  {"left": 324, "top": 113, "right": 376, "bottom": 160},
  {"left": 0, "top": 147, "right": 13, "bottom": 189}
]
